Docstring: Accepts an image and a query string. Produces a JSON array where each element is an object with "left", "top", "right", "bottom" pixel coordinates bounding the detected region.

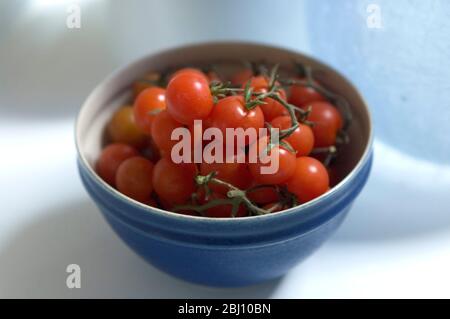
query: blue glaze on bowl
[
  {"left": 75, "top": 43, "right": 373, "bottom": 287},
  {"left": 78, "top": 152, "right": 372, "bottom": 286}
]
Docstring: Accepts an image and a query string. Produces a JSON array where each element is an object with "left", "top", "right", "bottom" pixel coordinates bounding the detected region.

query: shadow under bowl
[{"left": 76, "top": 42, "right": 373, "bottom": 287}]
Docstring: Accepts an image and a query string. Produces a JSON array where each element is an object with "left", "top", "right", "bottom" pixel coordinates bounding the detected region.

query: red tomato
[
  {"left": 151, "top": 110, "right": 184, "bottom": 155},
  {"left": 107, "top": 106, "right": 147, "bottom": 148},
  {"left": 200, "top": 158, "right": 252, "bottom": 195},
  {"left": 170, "top": 67, "right": 207, "bottom": 81},
  {"left": 288, "top": 81, "right": 326, "bottom": 107},
  {"left": 270, "top": 115, "right": 315, "bottom": 157},
  {"left": 152, "top": 157, "right": 197, "bottom": 205},
  {"left": 305, "top": 101, "right": 343, "bottom": 147},
  {"left": 247, "top": 136, "right": 296, "bottom": 185},
  {"left": 245, "top": 76, "right": 288, "bottom": 121},
  {"left": 208, "top": 95, "right": 264, "bottom": 146},
  {"left": 96, "top": 143, "right": 139, "bottom": 186},
  {"left": 286, "top": 157, "right": 329, "bottom": 203},
  {"left": 231, "top": 68, "right": 253, "bottom": 86},
  {"left": 132, "top": 72, "right": 161, "bottom": 98},
  {"left": 187, "top": 121, "right": 205, "bottom": 157},
  {"left": 158, "top": 197, "right": 198, "bottom": 216},
  {"left": 116, "top": 156, "right": 154, "bottom": 203},
  {"left": 197, "top": 190, "right": 247, "bottom": 218},
  {"left": 166, "top": 72, "right": 214, "bottom": 125},
  {"left": 246, "top": 184, "right": 279, "bottom": 205},
  {"left": 133, "top": 87, "right": 166, "bottom": 134}
]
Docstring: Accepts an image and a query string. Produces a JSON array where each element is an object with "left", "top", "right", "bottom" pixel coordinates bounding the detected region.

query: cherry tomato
[
  {"left": 96, "top": 143, "right": 139, "bottom": 186},
  {"left": 157, "top": 198, "right": 197, "bottom": 216},
  {"left": 286, "top": 157, "right": 329, "bottom": 203},
  {"left": 140, "top": 138, "right": 161, "bottom": 163},
  {"left": 247, "top": 136, "right": 296, "bottom": 185},
  {"left": 166, "top": 72, "right": 214, "bottom": 124},
  {"left": 151, "top": 110, "right": 184, "bottom": 155},
  {"left": 197, "top": 190, "right": 247, "bottom": 218},
  {"left": 133, "top": 87, "right": 166, "bottom": 134},
  {"left": 174, "top": 68, "right": 220, "bottom": 84},
  {"left": 107, "top": 106, "right": 147, "bottom": 148},
  {"left": 288, "top": 81, "right": 326, "bottom": 107},
  {"left": 246, "top": 184, "right": 279, "bottom": 205},
  {"left": 170, "top": 67, "right": 207, "bottom": 81},
  {"left": 116, "top": 156, "right": 154, "bottom": 203},
  {"left": 200, "top": 158, "right": 252, "bottom": 195},
  {"left": 246, "top": 76, "right": 288, "bottom": 121},
  {"left": 305, "top": 101, "right": 343, "bottom": 147},
  {"left": 132, "top": 72, "right": 161, "bottom": 98},
  {"left": 270, "top": 116, "right": 315, "bottom": 157},
  {"left": 152, "top": 157, "right": 196, "bottom": 205},
  {"left": 188, "top": 121, "right": 206, "bottom": 157},
  {"left": 231, "top": 68, "right": 253, "bottom": 86},
  {"left": 209, "top": 95, "right": 264, "bottom": 146}
]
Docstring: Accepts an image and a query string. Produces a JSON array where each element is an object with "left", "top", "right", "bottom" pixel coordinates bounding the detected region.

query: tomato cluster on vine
[{"left": 96, "top": 62, "right": 348, "bottom": 218}]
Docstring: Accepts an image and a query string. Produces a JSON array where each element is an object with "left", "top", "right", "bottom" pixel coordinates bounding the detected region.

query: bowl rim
[{"left": 75, "top": 40, "right": 374, "bottom": 223}]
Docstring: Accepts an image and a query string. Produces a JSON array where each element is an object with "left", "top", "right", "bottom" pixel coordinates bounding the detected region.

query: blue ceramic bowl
[{"left": 76, "top": 42, "right": 373, "bottom": 287}]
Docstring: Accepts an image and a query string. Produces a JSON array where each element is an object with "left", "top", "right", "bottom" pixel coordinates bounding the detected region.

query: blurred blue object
[{"left": 304, "top": 0, "right": 450, "bottom": 164}]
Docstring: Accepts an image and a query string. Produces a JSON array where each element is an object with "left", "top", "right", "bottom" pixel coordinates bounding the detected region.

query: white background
[{"left": 1, "top": 0, "right": 450, "bottom": 298}]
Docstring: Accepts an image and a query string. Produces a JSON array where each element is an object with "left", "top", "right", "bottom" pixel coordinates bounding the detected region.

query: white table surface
[{"left": 1, "top": 0, "right": 450, "bottom": 299}]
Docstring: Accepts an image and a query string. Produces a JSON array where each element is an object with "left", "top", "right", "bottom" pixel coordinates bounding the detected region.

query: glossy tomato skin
[
  {"left": 133, "top": 87, "right": 166, "bottom": 135},
  {"left": 115, "top": 156, "right": 154, "bottom": 203},
  {"left": 200, "top": 158, "right": 252, "bottom": 195},
  {"left": 288, "top": 81, "right": 326, "bottom": 107},
  {"left": 286, "top": 157, "right": 329, "bottom": 203},
  {"left": 150, "top": 110, "right": 184, "bottom": 155},
  {"left": 247, "top": 136, "right": 296, "bottom": 185},
  {"left": 166, "top": 72, "right": 214, "bottom": 125},
  {"left": 152, "top": 157, "right": 197, "bottom": 206},
  {"left": 246, "top": 76, "right": 288, "bottom": 121},
  {"left": 305, "top": 101, "right": 343, "bottom": 147},
  {"left": 107, "top": 106, "right": 147, "bottom": 148},
  {"left": 209, "top": 95, "right": 264, "bottom": 146},
  {"left": 96, "top": 143, "right": 139, "bottom": 186},
  {"left": 270, "top": 116, "right": 315, "bottom": 157}
]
